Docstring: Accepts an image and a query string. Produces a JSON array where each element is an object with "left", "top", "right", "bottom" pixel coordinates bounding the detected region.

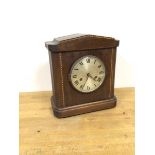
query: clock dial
[{"left": 70, "top": 55, "right": 106, "bottom": 93}]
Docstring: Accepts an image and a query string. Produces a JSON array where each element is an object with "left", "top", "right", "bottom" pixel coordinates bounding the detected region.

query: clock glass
[{"left": 70, "top": 55, "right": 106, "bottom": 93}]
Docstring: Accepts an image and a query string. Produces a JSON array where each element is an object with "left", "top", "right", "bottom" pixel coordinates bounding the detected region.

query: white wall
[
  {"left": 17, "top": 0, "right": 137, "bottom": 92},
  {"left": 1, "top": 1, "right": 155, "bottom": 155}
]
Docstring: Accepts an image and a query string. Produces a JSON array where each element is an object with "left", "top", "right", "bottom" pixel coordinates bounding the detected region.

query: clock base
[{"left": 51, "top": 96, "right": 117, "bottom": 118}]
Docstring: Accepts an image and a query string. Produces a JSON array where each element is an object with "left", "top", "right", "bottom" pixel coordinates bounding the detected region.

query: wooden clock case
[{"left": 45, "top": 34, "right": 119, "bottom": 118}]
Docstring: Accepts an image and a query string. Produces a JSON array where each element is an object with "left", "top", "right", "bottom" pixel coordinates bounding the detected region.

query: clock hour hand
[{"left": 87, "top": 73, "right": 97, "bottom": 81}]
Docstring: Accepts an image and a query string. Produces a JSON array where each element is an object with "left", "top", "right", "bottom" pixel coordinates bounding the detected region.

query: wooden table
[{"left": 19, "top": 87, "right": 134, "bottom": 155}]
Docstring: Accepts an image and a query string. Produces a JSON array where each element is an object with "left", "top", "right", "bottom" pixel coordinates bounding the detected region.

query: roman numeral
[
  {"left": 99, "top": 71, "right": 104, "bottom": 74},
  {"left": 79, "top": 62, "right": 83, "bottom": 65},
  {"left": 97, "top": 77, "right": 101, "bottom": 82},
  {"left": 98, "top": 65, "right": 101, "bottom": 68},
  {"left": 87, "top": 86, "right": 90, "bottom": 90},
  {"left": 73, "top": 75, "right": 77, "bottom": 78},
  {"left": 86, "top": 58, "right": 90, "bottom": 63},
  {"left": 74, "top": 80, "right": 79, "bottom": 85},
  {"left": 80, "top": 85, "right": 84, "bottom": 90}
]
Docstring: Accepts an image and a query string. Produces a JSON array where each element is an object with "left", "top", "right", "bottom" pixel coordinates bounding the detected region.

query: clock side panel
[
  {"left": 61, "top": 48, "right": 117, "bottom": 107},
  {"left": 48, "top": 51, "right": 65, "bottom": 108},
  {"left": 109, "top": 48, "right": 117, "bottom": 97}
]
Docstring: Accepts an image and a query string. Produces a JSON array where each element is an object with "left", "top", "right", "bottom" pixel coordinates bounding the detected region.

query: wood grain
[
  {"left": 45, "top": 34, "right": 119, "bottom": 52},
  {"left": 19, "top": 87, "right": 135, "bottom": 155}
]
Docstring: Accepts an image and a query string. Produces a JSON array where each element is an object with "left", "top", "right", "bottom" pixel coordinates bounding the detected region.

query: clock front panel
[{"left": 52, "top": 48, "right": 116, "bottom": 107}]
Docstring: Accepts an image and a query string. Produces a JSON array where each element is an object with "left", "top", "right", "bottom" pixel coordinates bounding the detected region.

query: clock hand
[
  {"left": 87, "top": 73, "right": 92, "bottom": 78},
  {"left": 83, "top": 74, "right": 89, "bottom": 88},
  {"left": 88, "top": 73, "right": 98, "bottom": 81}
]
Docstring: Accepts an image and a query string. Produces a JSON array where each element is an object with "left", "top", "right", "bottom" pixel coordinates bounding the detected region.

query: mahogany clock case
[{"left": 45, "top": 34, "right": 119, "bottom": 118}]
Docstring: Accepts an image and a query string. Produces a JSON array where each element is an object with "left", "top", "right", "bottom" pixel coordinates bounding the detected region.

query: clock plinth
[
  {"left": 45, "top": 34, "right": 119, "bottom": 118},
  {"left": 51, "top": 96, "right": 117, "bottom": 118}
]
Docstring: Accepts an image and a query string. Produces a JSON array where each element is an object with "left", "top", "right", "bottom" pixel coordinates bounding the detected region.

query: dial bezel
[{"left": 69, "top": 55, "right": 106, "bottom": 93}]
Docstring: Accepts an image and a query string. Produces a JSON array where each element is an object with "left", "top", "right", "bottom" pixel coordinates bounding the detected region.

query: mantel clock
[{"left": 45, "top": 34, "right": 119, "bottom": 118}]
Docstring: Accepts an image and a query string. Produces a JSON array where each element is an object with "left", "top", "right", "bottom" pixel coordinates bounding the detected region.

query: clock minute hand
[{"left": 83, "top": 74, "right": 89, "bottom": 88}]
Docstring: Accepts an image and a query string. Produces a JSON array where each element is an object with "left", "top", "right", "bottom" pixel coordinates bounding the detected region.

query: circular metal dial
[{"left": 70, "top": 55, "right": 106, "bottom": 93}]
